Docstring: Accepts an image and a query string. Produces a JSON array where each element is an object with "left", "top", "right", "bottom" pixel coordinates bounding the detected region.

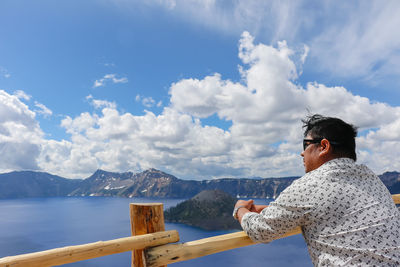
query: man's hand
[
  {"left": 234, "top": 199, "right": 254, "bottom": 223},
  {"left": 235, "top": 200, "right": 267, "bottom": 213},
  {"left": 250, "top": 204, "right": 268, "bottom": 213},
  {"left": 235, "top": 199, "right": 254, "bottom": 210},
  {"left": 234, "top": 200, "right": 268, "bottom": 224}
]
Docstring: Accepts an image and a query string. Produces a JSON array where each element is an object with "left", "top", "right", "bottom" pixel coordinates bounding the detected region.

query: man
[{"left": 233, "top": 114, "right": 400, "bottom": 266}]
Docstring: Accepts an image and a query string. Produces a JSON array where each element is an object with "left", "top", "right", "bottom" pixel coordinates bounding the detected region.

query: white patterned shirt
[{"left": 241, "top": 158, "right": 400, "bottom": 266}]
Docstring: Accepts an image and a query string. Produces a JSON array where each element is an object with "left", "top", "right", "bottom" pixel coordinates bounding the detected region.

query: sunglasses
[
  {"left": 303, "top": 138, "right": 341, "bottom": 151},
  {"left": 303, "top": 138, "right": 323, "bottom": 151}
]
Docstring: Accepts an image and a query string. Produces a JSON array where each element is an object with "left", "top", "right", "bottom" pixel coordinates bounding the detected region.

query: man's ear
[{"left": 319, "top": 139, "right": 331, "bottom": 157}]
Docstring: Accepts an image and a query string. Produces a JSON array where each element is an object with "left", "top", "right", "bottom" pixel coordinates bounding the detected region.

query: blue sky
[{"left": 1, "top": 1, "right": 400, "bottom": 179}]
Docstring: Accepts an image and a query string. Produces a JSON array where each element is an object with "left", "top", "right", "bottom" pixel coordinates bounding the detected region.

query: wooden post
[{"left": 130, "top": 203, "right": 166, "bottom": 267}]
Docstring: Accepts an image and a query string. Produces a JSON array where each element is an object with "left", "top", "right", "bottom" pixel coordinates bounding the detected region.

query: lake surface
[{"left": 0, "top": 197, "right": 312, "bottom": 266}]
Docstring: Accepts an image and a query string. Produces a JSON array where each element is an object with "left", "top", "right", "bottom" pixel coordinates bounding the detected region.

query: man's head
[{"left": 300, "top": 114, "right": 358, "bottom": 173}]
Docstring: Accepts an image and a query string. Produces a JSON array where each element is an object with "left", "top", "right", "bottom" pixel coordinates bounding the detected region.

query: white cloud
[
  {"left": 0, "top": 90, "right": 43, "bottom": 172},
  {"left": 61, "top": 112, "right": 97, "bottom": 135},
  {"left": 93, "top": 80, "right": 104, "bottom": 88},
  {"left": 34, "top": 102, "right": 53, "bottom": 117},
  {"left": 14, "top": 90, "right": 31, "bottom": 101},
  {"left": 86, "top": 94, "right": 117, "bottom": 110},
  {"left": 32, "top": 33, "right": 400, "bottom": 179},
  {"left": 93, "top": 73, "right": 128, "bottom": 88},
  {"left": 142, "top": 97, "right": 156, "bottom": 108},
  {"left": 93, "top": 99, "right": 116, "bottom": 109},
  {"left": 43, "top": 106, "right": 233, "bottom": 178},
  {"left": 135, "top": 95, "right": 160, "bottom": 108}
]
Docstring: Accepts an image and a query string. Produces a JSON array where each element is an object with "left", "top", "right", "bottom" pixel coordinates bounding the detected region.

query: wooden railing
[
  {"left": 0, "top": 231, "right": 179, "bottom": 267},
  {"left": 1, "top": 194, "right": 399, "bottom": 267}
]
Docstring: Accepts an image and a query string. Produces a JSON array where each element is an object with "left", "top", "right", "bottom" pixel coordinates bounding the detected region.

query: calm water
[{"left": 0, "top": 197, "right": 312, "bottom": 266}]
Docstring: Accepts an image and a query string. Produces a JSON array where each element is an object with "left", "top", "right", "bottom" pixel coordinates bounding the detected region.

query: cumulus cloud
[
  {"left": 1, "top": 33, "right": 399, "bottom": 179},
  {"left": 0, "top": 90, "right": 43, "bottom": 172},
  {"left": 168, "top": 32, "right": 400, "bottom": 177},
  {"left": 93, "top": 74, "right": 128, "bottom": 88},
  {"left": 33, "top": 32, "right": 400, "bottom": 179},
  {"left": 40, "top": 106, "right": 233, "bottom": 178}
]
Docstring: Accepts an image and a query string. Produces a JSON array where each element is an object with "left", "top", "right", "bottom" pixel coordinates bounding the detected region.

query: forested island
[{"left": 164, "top": 190, "right": 241, "bottom": 230}]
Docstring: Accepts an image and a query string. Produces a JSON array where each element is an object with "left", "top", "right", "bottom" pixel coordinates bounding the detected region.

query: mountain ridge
[{"left": 0, "top": 169, "right": 399, "bottom": 199}]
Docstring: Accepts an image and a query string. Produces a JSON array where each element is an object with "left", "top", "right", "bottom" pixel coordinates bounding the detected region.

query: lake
[{"left": 0, "top": 197, "right": 312, "bottom": 266}]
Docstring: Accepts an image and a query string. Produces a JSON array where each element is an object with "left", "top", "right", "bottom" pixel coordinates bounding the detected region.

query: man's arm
[
  {"left": 240, "top": 199, "right": 312, "bottom": 244},
  {"left": 235, "top": 181, "right": 313, "bottom": 244}
]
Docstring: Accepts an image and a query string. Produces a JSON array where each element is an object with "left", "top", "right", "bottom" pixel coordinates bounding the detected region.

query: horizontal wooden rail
[
  {"left": 145, "top": 227, "right": 301, "bottom": 266},
  {"left": 146, "top": 194, "right": 400, "bottom": 267},
  {"left": 393, "top": 193, "right": 400, "bottom": 204},
  {"left": 0, "top": 230, "right": 179, "bottom": 267}
]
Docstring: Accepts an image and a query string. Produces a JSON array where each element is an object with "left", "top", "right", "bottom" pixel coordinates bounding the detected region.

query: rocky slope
[{"left": 67, "top": 169, "right": 297, "bottom": 199}]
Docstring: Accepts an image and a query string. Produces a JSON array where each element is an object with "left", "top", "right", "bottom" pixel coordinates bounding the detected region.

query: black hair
[{"left": 302, "top": 114, "right": 358, "bottom": 161}]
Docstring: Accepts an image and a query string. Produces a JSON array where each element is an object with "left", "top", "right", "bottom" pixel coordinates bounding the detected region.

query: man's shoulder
[
  {"left": 319, "top": 157, "right": 377, "bottom": 177},
  {"left": 290, "top": 158, "right": 357, "bottom": 188},
  {"left": 316, "top": 157, "right": 368, "bottom": 177},
  {"left": 276, "top": 158, "right": 375, "bottom": 201}
]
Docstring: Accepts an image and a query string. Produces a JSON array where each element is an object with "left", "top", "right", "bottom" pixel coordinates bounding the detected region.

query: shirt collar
[{"left": 320, "top": 157, "right": 355, "bottom": 169}]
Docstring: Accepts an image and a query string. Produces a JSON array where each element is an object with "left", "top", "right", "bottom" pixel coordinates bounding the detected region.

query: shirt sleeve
[{"left": 240, "top": 179, "right": 314, "bottom": 243}]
